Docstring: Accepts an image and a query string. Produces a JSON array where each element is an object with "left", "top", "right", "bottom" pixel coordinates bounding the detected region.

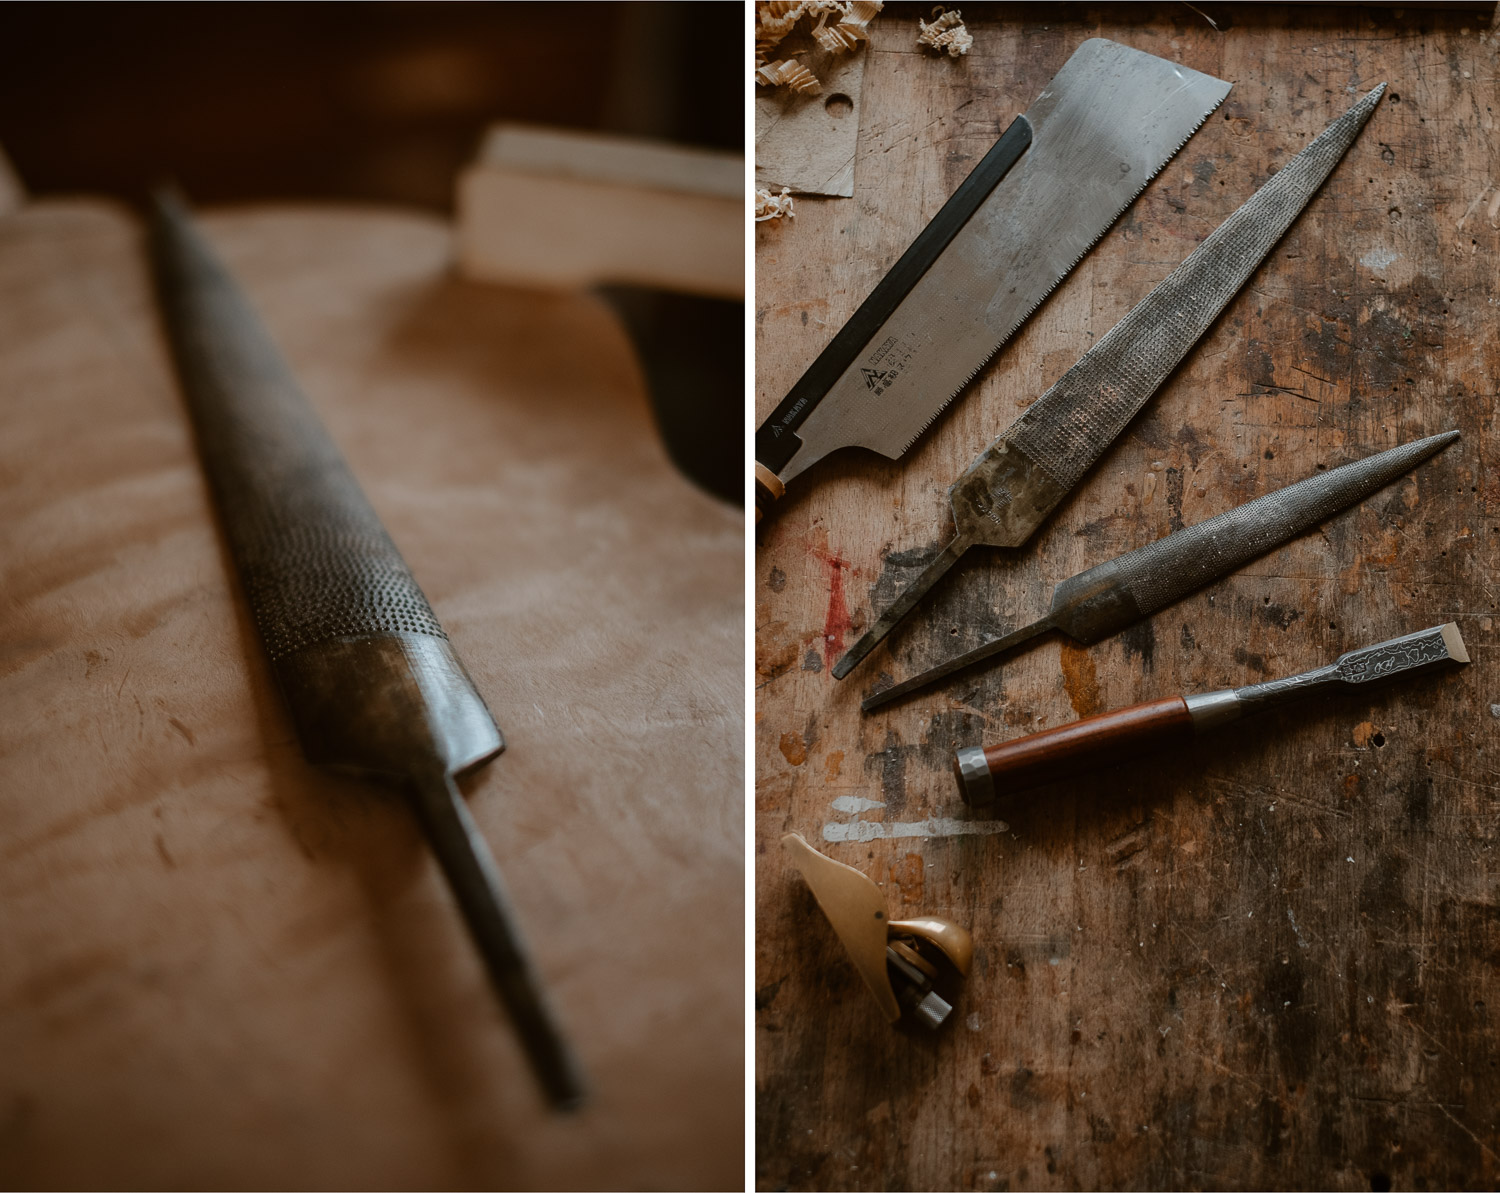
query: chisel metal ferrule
[
  {"left": 1183, "top": 690, "right": 1242, "bottom": 732},
  {"left": 954, "top": 745, "right": 995, "bottom": 807}
]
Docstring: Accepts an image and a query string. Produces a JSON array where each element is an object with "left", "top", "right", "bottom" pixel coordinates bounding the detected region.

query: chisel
[
  {"left": 149, "top": 192, "right": 584, "bottom": 1109},
  {"left": 951, "top": 623, "right": 1469, "bottom": 806},
  {"left": 833, "top": 84, "right": 1386, "bottom": 678},
  {"left": 862, "top": 430, "right": 1459, "bottom": 712}
]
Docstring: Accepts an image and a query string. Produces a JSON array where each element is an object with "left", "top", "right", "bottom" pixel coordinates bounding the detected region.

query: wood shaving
[
  {"left": 755, "top": 25, "right": 785, "bottom": 67},
  {"left": 917, "top": 9, "right": 973, "bottom": 57},
  {"left": 813, "top": 21, "right": 864, "bottom": 54},
  {"left": 758, "top": 0, "right": 807, "bottom": 45},
  {"left": 755, "top": 187, "right": 796, "bottom": 222},
  {"left": 755, "top": 58, "right": 822, "bottom": 95},
  {"left": 754, "top": 0, "right": 881, "bottom": 87},
  {"left": 839, "top": 1, "right": 882, "bottom": 38}
]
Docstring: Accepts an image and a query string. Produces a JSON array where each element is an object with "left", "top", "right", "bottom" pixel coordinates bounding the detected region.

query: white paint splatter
[
  {"left": 822, "top": 816, "right": 1009, "bottom": 842},
  {"left": 1360, "top": 247, "right": 1399, "bottom": 272},
  {"left": 830, "top": 795, "right": 885, "bottom": 815},
  {"left": 1286, "top": 907, "right": 1309, "bottom": 949},
  {"left": 965, "top": 1012, "right": 982, "bottom": 1032}
]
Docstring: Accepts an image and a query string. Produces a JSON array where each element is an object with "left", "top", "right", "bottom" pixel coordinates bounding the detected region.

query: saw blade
[{"left": 759, "top": 38, "right": 1231, "bottom": 489}]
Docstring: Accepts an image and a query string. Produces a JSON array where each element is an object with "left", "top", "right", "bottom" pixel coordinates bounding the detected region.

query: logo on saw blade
[{"left": 862, "top": 367, "right": 892, "bottom": 391}]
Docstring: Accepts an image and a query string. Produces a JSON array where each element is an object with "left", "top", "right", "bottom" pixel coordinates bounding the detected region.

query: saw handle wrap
[
  {"left": 955, "top": 696, "right": 1193, "bottom": 805},
  {"left": 754, "top": 462, "right": 785, "bottom": 524}
]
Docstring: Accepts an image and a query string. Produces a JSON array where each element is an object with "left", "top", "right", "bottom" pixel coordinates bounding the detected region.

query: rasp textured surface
[
  {"left": 1000, "top": 84, "right": 1385, "bottom": 491},
  {"left": 154, "top": 201, "right": 448, "bottom": 662},
  {"left": 1093, "top": 432, "right": 1455, "bottom": 617}
]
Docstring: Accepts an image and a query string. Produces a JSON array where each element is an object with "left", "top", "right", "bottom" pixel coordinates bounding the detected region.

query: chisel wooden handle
[{"left": 953, "top": 696, "right": 1195, "bottom": 805}]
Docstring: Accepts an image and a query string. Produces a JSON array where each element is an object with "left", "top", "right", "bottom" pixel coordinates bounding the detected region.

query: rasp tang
[
  {"left": 149, "top": 193, "right": 584, "bottom": 1108},
  {"left": 834, "top": 84, "right": 1387, "bottom": 679}
]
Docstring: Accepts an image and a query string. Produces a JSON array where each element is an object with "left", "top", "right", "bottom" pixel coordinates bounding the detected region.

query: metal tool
[
  {"left": 754, "top": 39, "right": 1231, "bottom": 520},
  {"left": 149, "top": 192, "right": 584, "bottom": 1109},
  {"left": 863, "top": 430, "right": 1458, "bottom": 712},
  {"left": 832, "top": 84, "right": 1387, "bottom": 678},
  {"left": 953, "top": 623, "right": 1469, "bottom": 806},
  {"left": 783, "top": 833, "right": 972, "bottom": 1029}
]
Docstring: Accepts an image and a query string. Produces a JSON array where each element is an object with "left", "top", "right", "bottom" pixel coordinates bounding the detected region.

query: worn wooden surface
[
  {"left": 0, "top": 200, "right": 743, "bottom": 1189},
  {"left": 755, "top": 6, "right": 1499, "bottom": 1189}
]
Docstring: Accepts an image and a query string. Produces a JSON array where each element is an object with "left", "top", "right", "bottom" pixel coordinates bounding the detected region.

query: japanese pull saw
[
  {"left": 149, "top": 193, "right": 584, "bottom": 1109},
  {"left": 754, "top": 39, "right": 1232, "bottom": 520},
  {"left": 833, "top": 84, "right": 1386, "bottom": 680}
]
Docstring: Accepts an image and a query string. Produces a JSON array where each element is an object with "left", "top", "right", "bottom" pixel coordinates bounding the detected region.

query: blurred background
[
  {"left": 0, "top": 1, "right": 745, "bottom": 503},
  {"left": 0, "top": 2, "right": 741, "bottom": 209}
]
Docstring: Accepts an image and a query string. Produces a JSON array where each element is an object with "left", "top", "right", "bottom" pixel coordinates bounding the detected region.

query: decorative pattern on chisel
[
  {"left": 1233, "top": 626, "right": 1453, "bottom": 714},
  {"left": 1115, "top": 434, "right": 1450, "bottom": 617},
  {"left": 1335, "top": 630, "right": 1451, "bottom": 683},
  {"left": 999, "top": 86, "right": 1384, "bottom": 493}
]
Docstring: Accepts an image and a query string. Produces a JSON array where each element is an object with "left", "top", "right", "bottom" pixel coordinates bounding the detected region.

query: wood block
[
  {"left": 755, "top": 45, "right": 868, "bottom": 197},
  {"left": 457, "top": 124, "right": 744, "bottom": 298}
]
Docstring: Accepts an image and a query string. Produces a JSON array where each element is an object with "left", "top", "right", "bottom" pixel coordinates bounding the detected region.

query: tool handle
[
  {"left": 411, "top": 772, "right": 586, "bottom": 1109},
  {"left": 954, "top": 696, "right": 1193, "bottom": 804},
  {"left": 754, "top": 462, "right": 785, "bottom": 524}
]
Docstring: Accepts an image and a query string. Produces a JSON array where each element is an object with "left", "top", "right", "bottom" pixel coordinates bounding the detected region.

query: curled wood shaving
[
  {"left": 758, "top": 0, "right": 807, "bottom": 45},
  {"left": 755, "top": 187, "right": 796, "bottom": 222},
  {"left": 755, "top": 26, "right": 785, "bottom": 67},
  {"left": 813, "top": 22, "right": 864, "bottom": 53},
  {"left": 917, "top": 9, "right": 973, "bottom": 58},
  {"left": 754, "top": 0, "right": 881, "bottom": 87},
  {"left": 839, "top": 0, "right": 882, "bottom": 37},
  {"left": 755, "top": 58, "right": 822, "bottom": 95}
]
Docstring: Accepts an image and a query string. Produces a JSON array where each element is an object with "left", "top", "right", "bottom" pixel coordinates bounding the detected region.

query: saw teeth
[{"left": 893, "top": 91, "right": 1228, "bottom": 462}]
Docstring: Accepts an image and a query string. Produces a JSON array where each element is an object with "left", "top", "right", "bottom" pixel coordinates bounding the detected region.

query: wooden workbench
[{"left": 755, "top": 6, "right": 1498, "bottom": 1189}]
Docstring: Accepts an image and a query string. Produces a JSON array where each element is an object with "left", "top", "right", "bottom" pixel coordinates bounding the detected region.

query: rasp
[
  {"left": 952, "top": 623, "right": 1469, "bottom": 806},
  {"left": 862, "top": 430, "right": 1458, "bottom": 712},
  {"left": 833, "top": 84, "right": 1387, "bottom": 679},
  {"left": 754, "top": 39, "right": 1231, "bottom": 519},
  {"left": 149, "top": 193, "right": 585, "bottom": 1109}
]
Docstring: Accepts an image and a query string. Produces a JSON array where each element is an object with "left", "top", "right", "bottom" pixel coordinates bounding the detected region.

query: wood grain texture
[
  {"left": 0, "top": 200, "right": 743, "bottom": 1189},
  {"left": 755, "top": 6, "right": 1498, "bottom": 1189}
]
